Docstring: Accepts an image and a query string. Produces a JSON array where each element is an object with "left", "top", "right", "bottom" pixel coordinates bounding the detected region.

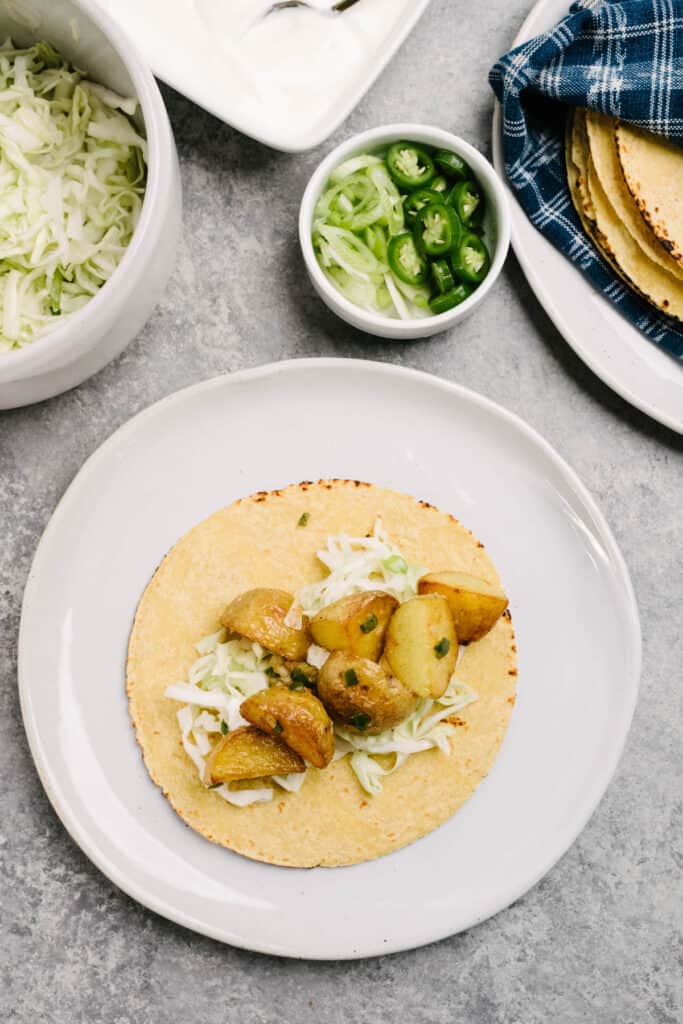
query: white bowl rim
[
  {"left": 0, "top": 0, "right": 169, "bottom": 380},
  {"left": 299, "top": 122, "right": 511, "bottom": 334}
]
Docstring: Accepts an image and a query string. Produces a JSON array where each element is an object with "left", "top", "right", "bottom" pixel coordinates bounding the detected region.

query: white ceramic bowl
[
  {"left": 300, "top": 124, "right": 510, "bottom": 340},
  {"left": 0, "top": 0, "right": 182, "bottom": 409}
]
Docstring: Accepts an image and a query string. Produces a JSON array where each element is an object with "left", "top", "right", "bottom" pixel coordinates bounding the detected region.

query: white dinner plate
[
  {"left": 97, "top": 0, "right": 431, "bottom": 152},
  {"left": 19, "top": 359, "right": 640, "bottom": 959},
  {"left": 492, "top": 0, "right": 683, "bottom": 434}
]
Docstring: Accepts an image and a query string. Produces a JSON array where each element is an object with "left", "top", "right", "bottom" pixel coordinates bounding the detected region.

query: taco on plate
[{"left": 127, "top": 480, "right": 517, "bottom": 867}]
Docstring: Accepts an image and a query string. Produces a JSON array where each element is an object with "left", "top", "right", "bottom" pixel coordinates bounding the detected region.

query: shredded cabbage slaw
[
  {"left": 164, "top": 521, "right": 478, "bottom": 807},
  {"left": 293, "top": 519, "right": 426, "bottom": 619},
  {"left": 0, "top": 40, "right": 147, "bottom": 352}
]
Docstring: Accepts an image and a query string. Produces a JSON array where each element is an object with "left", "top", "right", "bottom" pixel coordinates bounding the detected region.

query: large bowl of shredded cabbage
[{"left": 0, "top": 0, "right": 181, "bottom": 408}]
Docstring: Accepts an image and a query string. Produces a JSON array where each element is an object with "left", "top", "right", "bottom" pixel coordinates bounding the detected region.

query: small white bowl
[
  {"left": 0, "top": 0, "right": 182, "bottom": 409},
  {"left": 300, "top": 124, "right": 510, "bottom": 340}
]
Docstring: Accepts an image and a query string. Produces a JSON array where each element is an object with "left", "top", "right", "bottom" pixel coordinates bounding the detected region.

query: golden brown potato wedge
[
  {"left": 310, "top": 590, "right": 399, "bottom": 661},
  {"left": 240, "top": 686, "right": 335, "bottom": 768},
  {"left": 384, "top": 594, "right": 457, "bottom": 699},
  {"left": 203, "top": 725, "right": 305, "bottom": 786},
  {"left": 221, "top": 588, "right": 310, "bottom": 660},
  {"left": 318, "top": 652, "right": 418, "bottom": 734},
  {"left": 418, "top": 571, "right": 508, "bottom": 643}
]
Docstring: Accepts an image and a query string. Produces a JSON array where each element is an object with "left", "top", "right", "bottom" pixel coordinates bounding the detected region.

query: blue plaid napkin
[{"left": 489, "top": 0, "right": 683, "bottom": 361}]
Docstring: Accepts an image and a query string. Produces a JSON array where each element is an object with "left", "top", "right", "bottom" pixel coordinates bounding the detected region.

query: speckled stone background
[{"left": 2, "top": 0, "right": 682, "bottom": 1020}]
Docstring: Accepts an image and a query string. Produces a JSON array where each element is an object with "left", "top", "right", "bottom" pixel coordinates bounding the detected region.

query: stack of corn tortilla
[{"left": 566, "top": 110, "right": 683, "bottom": 321}]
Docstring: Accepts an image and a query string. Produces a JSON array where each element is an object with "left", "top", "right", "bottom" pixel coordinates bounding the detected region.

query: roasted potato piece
[
  {"left": 240, "top": 687, "right": 335, "bottom": 768},
  {"left": 203, "top": 726, "right": 305, "bottom": 786},
  {"left": 221, "top": 588, "right": 310, "bottom": 660},
  {"left": 318, "top": 652, "right": 418, "bottom": 734},
  {"left": 418, "top": 571, "right": 508, "bottom": 643},
  {"left": 384, "top": 594, "right": 457, "bottom": 699},
  {"left": 310, "top": 590, "right": 399, "bottom": 661}
]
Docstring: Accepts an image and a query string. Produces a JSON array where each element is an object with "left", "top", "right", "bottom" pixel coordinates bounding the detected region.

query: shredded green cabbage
[
  {"left": 294, "top": 519, "right": 426, "bottom": 619},
  {"left": 164, "top": 633, "right": 308, "bottom": 808},
  {"left": 337, "top": 676, "right": 477, "bottom": 795},
  {"left": 165, "top": 523, "right": 479, "bottom": 805},
  {"left": 0, "top": 40, "right": 147, "bottom": 353}
]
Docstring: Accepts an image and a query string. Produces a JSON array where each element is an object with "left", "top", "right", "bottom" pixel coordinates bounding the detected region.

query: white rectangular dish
[{"left": 98, "top": 0, "right": 433, "bottom": 151}]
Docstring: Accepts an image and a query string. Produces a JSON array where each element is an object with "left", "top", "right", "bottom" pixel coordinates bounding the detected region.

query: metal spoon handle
[{"left": 259, "top": 0, "right": 363, "bottom": 29}]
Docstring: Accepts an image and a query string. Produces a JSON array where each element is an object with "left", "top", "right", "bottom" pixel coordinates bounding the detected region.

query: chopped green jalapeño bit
[
  {"left": 297, "top": 512, "right": 310, "bottom": 527},
  {"left": 344, "top": 669, "right": 359, "bottom": 687},
  {"left": 386, "top": 143, "right": 435, "bottom": 190},
  {"left": 360, "top": 614, "right": 378, "bottom": 634},
  {"left": 291, "top": 667, "right": 313, "bottom": 687},
  {"left": 220, "top": 720, "right": 229, "bottom": 735},
  {"left": 350, "top": 712, "right": 371, "bottom": 731},
  {"left": 382, "top": 555, "right": 408, "bottom": 574},
  {"left": 387, "top": 233, "right": 428, "bottom": 285},
  {"left": 274, "top": 720, "right": 284, "bottom": 735},
  {"left": 434, "top": 638, "right": 451, "bottom": 659}
]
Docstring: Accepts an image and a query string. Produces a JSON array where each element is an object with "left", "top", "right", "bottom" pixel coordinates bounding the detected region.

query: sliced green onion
[
  {"left": 291, "top": 668, "right": 314, "bottom": 688},
  {"left": 383, "top": 273, "right": 411, "bottom": 320},
  {"left": 322, "top": 265, "right": 392, "bottom": 313},
  {"left": 364, "top": 224, "right": 389, "bottom": 263},
  {"left": 367, "top": 164, "right": 405, "bottom": 236},
  {"left": 314, "top": 224, "right": 383, "bottom": 280},
  {"left": 382, "top": 555, "right": 408, "bottom": 574},
  {"left": 329, "top": 153, "right": 383, "bottom": 182},
  {"left": 391, "top": 275, "right": 432, "bottom": 311}
]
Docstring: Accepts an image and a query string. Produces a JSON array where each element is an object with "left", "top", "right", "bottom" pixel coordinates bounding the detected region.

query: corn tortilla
[
  {"left": 567, "top": 110, "right": 683, "bottom": 320},
  {"left": 127, "top": 480, "right": 517, "bottom": 868},
  {"left": 617, "top": 122, "right": 683, "bottom": 268},
  {"left": 566, "top": 109, "right": 598, "bottom": 235},
  {"left": 585, "top": 155, "right": 683, "bottom": 321},
  {"left": 567, "top": 111, "right": 623, "bottom": 282},
  {"left": 585, "top": 112, "right": 683, "bottom": 283}
]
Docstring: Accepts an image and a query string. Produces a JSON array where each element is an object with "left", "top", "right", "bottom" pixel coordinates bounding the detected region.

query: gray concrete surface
[{"left": 1, "top": 1, "right": 682, "bottom": 1020}]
